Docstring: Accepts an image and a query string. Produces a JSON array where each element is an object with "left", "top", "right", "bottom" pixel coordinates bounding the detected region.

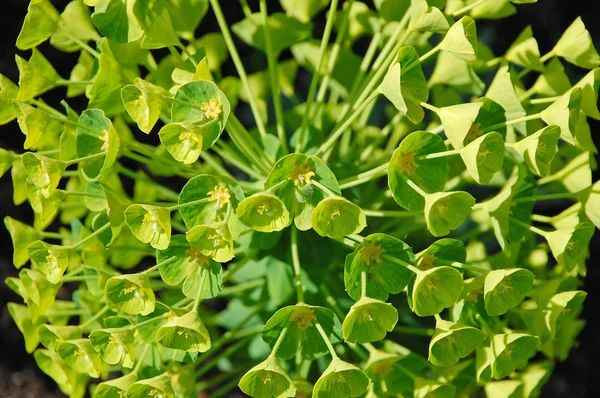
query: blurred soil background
[{"left": 1, "top": 0, "right": 599, "bottom": 396}]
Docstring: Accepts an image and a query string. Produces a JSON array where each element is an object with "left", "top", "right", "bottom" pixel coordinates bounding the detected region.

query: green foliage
[{"left": 1, "top": 0, "right": 597, "bottom": 397}]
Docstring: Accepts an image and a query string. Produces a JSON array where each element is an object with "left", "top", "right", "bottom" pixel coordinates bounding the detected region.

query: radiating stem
[
  {"left": 290, "top": 227, "right": 305, "bottom": 303},
  {"left": 166, "top": 197, "right": 211, "bottom": 211},
  {"left": 509, "top": 217, "right": 549, "bottom": 238},
  {"left": 363, "top": 209, "right": 422, "bottom": 218},
  {"left": 315, "top": 322, "right": 338, "bottom": 359},
  {"left": 450, "top": 0, "right": 489, "bottom": 16},
  {"left": 66, "top": 223, "right": 111, "bottom": 250},
  {"left": 339, "top": 161, "right": 389, "bottom": 190}
]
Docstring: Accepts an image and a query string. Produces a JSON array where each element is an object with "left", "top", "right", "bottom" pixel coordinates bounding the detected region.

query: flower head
[
  {"left": 208, "top": 185, "right": 231, "bottom": 210},
  {"left": 201, "top": 98, "right": 223, "bottom": 120},
  {"left": 288, "top": 164, "right": 315, "bottom": 186}
]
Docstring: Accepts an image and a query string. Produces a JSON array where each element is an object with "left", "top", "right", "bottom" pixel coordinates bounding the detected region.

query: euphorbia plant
[{"left": 1, "top": 0, "right": 599, "bottom": 396}]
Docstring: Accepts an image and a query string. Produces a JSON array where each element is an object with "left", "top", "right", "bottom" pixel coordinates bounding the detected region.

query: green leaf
[
  {"left": 237, "top": 192, "right": 291, "bottom": 233},
  {"left": 460, "top": 132, "right": 505, "bottom": 184},
  {"left": 157, "top": 235, "right": 210, "bottom": 288},
  {"left": 425, "top": 191, "right": 475, "bottom": 237},
  {"left": 486, "top": 65, "right": 527, "bottom": 135},
  {"left": 490, "top": 333, "right": 539, "bottom": 379},
  {"left": 16, "top": 49, "right": 61, "bottom": 101},
  {"left": 26, "top": 178, "right": 64, "bottom": 229},
  {"left": 232, "top": 12, "right": 313, "bottom": 55},
  {"left": 430, "top": 50, "right": 485, "bottom": 95},
  {"left": 57, "top": 338, "right": 104, "bottom": 378},
  {"left": 531, "top": 58, "right": 571, "bottom": 97},
  {"left": 159, "top": 122, "right": 206, "bottom": 164},
  {"left": 342, "top": 297, "right": 399, "bottom": 344},
  {"left": 553, "top": 17, "right": 600, "bottom": 69},
  {"left": 545, "top": 222, "right": 595, "bottom": 272},
  {"left": 428, "top": 319, "right": 485, "bottom": 367},
  {"left": 157, "top": 310, "right": 211, "bottom": 352},
  {"left": 540, "top": 88, "right": 582, "bottom": 145},
  {"left": 18, "top": 268, "right": 60, "bottom": 321},
  {"left": 239, "top": 356, "right": 296, "bottom": 398},
  {"left": 38, "top": 325, "right": 82, "bottom": 351},
  {"left": 21, "top": 152, "right": 65, "bottom": 198},
  {"left": 416, "top": 238, "right": 467, "bottom": 270},
  {"left": 126, "top": 373, "right": 175, "bottom": 398},
  {"left": 412, "top": 266, "right": 464, "bottom": 316},
  {"left": 512, "top": 125, "right": 560, "bottom": 176},
  {"left": 170, "top": 80, "right": 231, "bottom": 150},
  {"left": 484, "top": 268, "right": 535, "bottom": 316},
  {"left": 34, "top": 349, "right": 88, "bottom": 398},
  {"left": 262, "top": 304, "right": 342, "bottom": 360},
  {"left": 545, "top": 290, "right": 587, "bottom": 338},
  {"left": 344, "top": 233, "right": 414, "bottom": 301},
  {"left": 141, "top": 8, "right": 181, "bottom": 49},
  {"left": 572, "top": 68, "right": 600, "bottom": 120},
  {"left": 89, "top": 328, "right": 135, "bottom": 367},
  {"left": 7, "top": 303, "right": 44, "bottom": 353},
  {"left": 125, "top": 204, "right": 172, "bottom": 250},
  {"left": 265, "top": 153, "right": 341, "bottom": 230},
  {"left": 379, "top": 46, "right": 429, "bottom": 124},
  {"left": 91, "top": 0, "right": 149, "bottom": 43},
  {"left": 313, "top": 358, "right": 370, "bottom": 398},
  {"left": 311, "top": 196, "right": 366, "bottom": 238},
  {"left": 484, "top": 380, "right": 523, "bottom": 398},
  {"left": 410, "top": 0, "right": 450, "bottom": 33},
  {"left": 440, "top": 16, "right": 477, "bottom": 62},
  {"left": 105, "top": 273, "right": 156, "bottom": 315},
  {"left": 4, "top": 216, "right": 42, "bottom": 268},
  {"left": 50, "top": 0, "right": 101, "bottom": 52},
  {"left": 155, "top": 0, "right": 209, "bottom": 40},
  {"left": 16, "top": 0, "right": 60, "bottom": 50},
  {"left": 186, "top": 223, "right": 235, "bottom": 262},
  {"left": 121, "top": 78, "right": 170, "bottom": 134},
  {"left": 195, "top": 32, "right": 228, "bottom": 71},
  {"left": 87, "top": 39, "right": 130, "bottom": 115},
  {"left": 181, "top": 258, "right": 223, "bottom": 300},
  {"left": 76, "top": 109, "right": 120, "bottom": 181},
  {"left": 13, "top": 102, "right": 64, "bottom": 150},
  {"left": 469, "top": 0, "right": 516, "bottom": 19},
  {"left": 388, "top": 131, "right": 448, "bottom": 211},
  {"left": 279, "top": 0, "right": 328, "bottom": 23},
  {"left": 414, "top": 377, "right": 456, "bottom": 398},
  {"left": 505, "top": 26, "right": 545, "bottom": 72},
  {"left": 0, "top": 75, "right": 19, "bottom": 125},
  {"left": 95, "top": 373, "right": 138, "bottom": 398},
  {"left": 28, "top": 241, "right": 71, "bottom": 284}
]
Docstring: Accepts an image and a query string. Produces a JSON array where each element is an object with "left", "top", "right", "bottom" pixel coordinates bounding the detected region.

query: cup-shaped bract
[
  {"left": 265, "top": 153, "right": 341, "bottom": 230},
  {"left": 414, "top": 377, "right": 456, "bottom": 398},
  {"left": 311, "top": 196, "right": 366, "bottom": 238},
  {"left": 57, "top": 338, "right": 104, "bottom": 378},
  {"left": 104, "top": 273, "right": 155, "bottom": 316},
  {"left": 178, "top": 174, "right": 245, "bottom": 230},
  {"left": 342, "top": 297, "right": 399, "bottom": 344},
  {"left": 344, "top": 233, "right": 414, "bottom": 301},
  {"left": 552, "top": 17, "right": 600, "bottom": 69},
  {"left": 156, "top": 310, "right": 211, "bottom": 353},
  {"left": 95, "top": 373, "right": 138, "bottom": 398},
  {"left": 505, "top": 26, "right": 545, "bottom": 72},
  {"left": 125, "top": 204, "right": 172, "bottom": 250},
  {"left": 186, "top": 223, "right": 235, "bottom": 262},
  {"left": 5, "top": 216, "right": 42, "bottom": 268},
  {"left": 428, "top": 319, "right": 486, "bottom": 367},
  {"left": 379, "top": 46, "right": 429, "bottom": 124},
  {"left": 544, "top": 290, "right": 587, "bottom": 338},
  {"left": 121, "top": 78, "right": 170, "bottom": 134},
  {"left": 238, "top": 355, "right": 296, "bottom": 398},
  {"left": 484, "top": 380, "right": 524, "bottom": 398},
  {"left": 424, "top": 191, "right": 475, "bottom": 237},
  {"left": 76, "top": 109, "right": 120, "bottom": 181},
  {"left": 126, "top": 373, "right": 176, "bottom": 398},
  {"left": 7, "top": 303, "right": 44, "bottom": 353},
  {"left": 512, "top": 125, "right": 560, "bottom": 177},
  {"left": 440, "top": 16, "right": 477, "bottom": 62},
  {"left": 170, "top": 80, "right": 230, "bottom": 149},
  {"left": 34, "top": 349, "right": 89, "bottom": 398},
  {"left": 21, "top": 152, "right": 65, "bottom": 197},
  {"left": 38, "top": 324, "right": 82, "bottom": 351},
  {"left": 13, "top": 101, "right": 63, "bottom": 150},
  {"left": 571, "top": 68, "right": 600, "bottom": 120},
  {"left": 89, "top": 328, "right": 135, "bottom": 368},
  {"left": 18, "top": 268, "right": 60, "bottom": 322},
  {"left": 15, "top": 49, "right": 61, "bottom": 102},
  {"left": 0, "top": 75, "right": 18, "bottom": 125},
  {"left": 540, "top": 87, "right": 582, "bottom": 145},
  {"left": 410, "top": 0, "right": 450, "bottom": 33},
  {"left": 415, "top": 238, "right": 467, "bottom": 270},
  {"left": 26, "top": 178, "right": 65, "bottom": 229},
  {"left": 388, "top": 131, "right": 448, "bottom": 211},
  {"left": 141, "top": 8, "right": 180, "bottom": 49},
  {"left": 484, "top": 268, "right": 535, "bottom": 316},
  {"left": 262, "top": 304, "right": 342, "bottom": 360},
  {"left": 159, "top": 122, "right": 205, "bottom": 165},
  {"left": 237, "top": 192, "right": 291, "bottom": 232},
  {"left": 490, "top": 333, "right": 539, "bottom": 379},
  {"left": 313, "top": 358, "right": 370, "bottom": 398},
  {"left": 545, "top": 222, "right": 595, "bottom": 272},
  {"left": 412, "top": 266, "right": 464, "bottom": 316},
  {"left": 27, "top": 240, "right": 71, "bottom": 284},
  {"left": 460, "top": 132, "right": 505, "bottom": 184}
]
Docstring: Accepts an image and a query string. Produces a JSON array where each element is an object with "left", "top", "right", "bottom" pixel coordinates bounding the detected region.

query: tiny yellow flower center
[
  {"left": 417, "top": 253, "right": 436, "bottom": 270},
  {"left": 538, "top": 141, "right": 547, "bottom": 153},
  {"left": 143, "top": 210, "right": 164, "bottom": 244},
  {"left": 257, "top": 204, "right": 269, "bottom": 215},
  {"left": 359, "top": 309, "right": 374, "bottom": 323},
  {"left": 208, "top": 233, "right": 224, "bottom": 247},
  {"left": 360, "top": 242, "right": 385, "bottom": 265},
  {"left": 99, "top": 130, "right": 110, "bottom": 151},
  {"left": 330, "top": 208, "right": 341, "bottom": 219},
  {"left": 260, "top": 371, "right": 275, "bottom": 384},
  {"left": 178, "top": 131, "right": 201, "bottom": 150},
  {"left": 397, "top": 152, "right": 419, "bottom": 175},
  {"left": 177, "top": 328, "right": 190, "bottom": 339},
  {"left": 201, "top": 98, "right": 223, "bottom": 119},
  {"left": 45, "top": 250, "right": 60, "bottom": 271},
  {"left": 288, "top": 164, "right": 316, "bottom": 186},
  {"left": 186, "top": 247, "right": 210, "bottom": 268},
  {"left": 208, "top": 186, "right": 231, "bottom": 210},
  {"left": 289, "top": 307, "right": 317, "bottom": 330},
  {"left": 436, "top": 203, "right": 448, "bottom": 219}
]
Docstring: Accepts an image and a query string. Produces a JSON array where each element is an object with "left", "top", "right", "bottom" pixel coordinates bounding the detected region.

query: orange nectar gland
[
  {"left": 201, "top": 98, "right": 223, "bottom": 120},
  {"left": 289, "top": 306, "right": 317, "bottom": 330},
  {"left": 143, "top": 211, "right": 164, "bottom": 245},
  {"left": 397, "top": 152, "right": 419, "bottom": 175},
  {"left": 287, "top": 164, "right": 316, "bottom": 186},
  {"left": 99, "top": 130, "right": 110, "bottom": 151},
  {"left": 186, "top": 247, "right": 211, "bottom": 268},
  {"left": 208, "top": 185, "right": 231, "bottom": 210},
  {"left": 360, "top": 242, "right": 385, "bottom": 265}
]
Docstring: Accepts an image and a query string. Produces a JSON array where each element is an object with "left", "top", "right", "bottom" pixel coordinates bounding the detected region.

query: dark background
[{"left": 1, "top": 0, "right": 599, "bottom": 396}]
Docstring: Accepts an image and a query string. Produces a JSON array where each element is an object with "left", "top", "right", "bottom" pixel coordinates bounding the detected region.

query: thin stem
[
  {"left": 339, "top": 162, "right": 389, "bottom": 190},
  {"left": 437, "top": 259, "right": 489, "bottom": 274},
  {"left": 260, "top": 0, "right": 289, "bottom": 154},
  {"left": 450, "top": 0, "right": 489, "bottom": 16},
  {"left": 269, "top": 327, "right": 289, "bottom": 357},
  {"left": 317, "top": 91, "right": 379, "bottom": 156},
  {"left": 434, "top": 313, "right": 443, "bottom": 322},
  {"left": 363, "top": 209, "right": 423, "bottom": 218},
  {"left": 62, "top": 190, "right": 105, "bottom": 199},
  {"left": 290, "top": 227, "right": 305, "bottom": 303},
  {"left": 420, "top": 101, "right": 440, "bottom": 113},
  {"left": 193, "top": 269, "right": 209, "bottom": 312},
  {"left": 419, "top": 43, "right": 441, "bottom": 63},
  {"left": 60, "top": 27, "right": 101, "bottom": 59},
  {"left": 62, "top": 275, "right": 99, "bottom": 283},
  {"left": 239, "top": 0, "right": 253, "bottom": 17},
  {"left": 513, "top": 192, "right": 576, "bottom": 203},
  {"left": 315, "top": 322, "right": 338, "bottom": 359},
  {"left": 484, "top": 113, "right": 542, "bottom": 132},
  {"left": 530, "top": 96, "right": 560, "bottom": 105},
  {"left": 166, "top": 197, "right": 211, "bottom": 211},
  {"left": 382, "top": 253, "right": 420, "bottom": 274},
  {"left": 142, "top": 256, "right": 178, "bottom": 275},
  {"left": 226, "top": 115, "right": 272, "bottom": 174},
  {"left": 509, "top": 217, "right": 549, "bottom": 238},
  {"left": 57, "top": 79, "right": 94, "bottom": 86},
  {"left": 311, "top": 180, "right": 337, "bottom": 197},
  {"left": 63, "top": 151, "right": 106, "bottom": 166},
  {"left": 79, "top": 306, "right": 109, "bottom": 329},
  {"left": 418, "top": 148, "right": 461, "bottom": 160},
  {"left": 222, "top": 257, "right": 250, "bottom": 283},
  {"left": 210, "top": 0, "right": 268, "bottom": 138},
  {"left": 133, "top": 344, "right": 151, "bottom": 374},
  {"left": 178, "top": 44, "right": 198, "bottom": 68},
  {"left": 346, "top": 29, "right": 383, "bottom": 106},
  {"left": 296, "top": 0, "right": 340, "bottom": 153},
  {"left": 400, "top": 173, "right": 428, "bottom": 198},
  {"left": 41, "top": 231, "right": 70, "bottom": 240},
  {"left": 361, "top": 271, "right": 368, "bottom": 298},
  {"left": 66, "top": 223, "right": 111, "bottom": 250}
]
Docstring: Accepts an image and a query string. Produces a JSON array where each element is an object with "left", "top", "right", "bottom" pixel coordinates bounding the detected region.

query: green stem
[
  {"left": 513, "top": 192, "right": 576, "bottom": 203},
  {"left": 345, "top": 29, "right": 383, "bottom": 107},
  {"left": 400, "top": 173, "right": 428, "bottom": 198},
  {"left": 178, "top": 44, "right": 198, "bottom": 68},
  {"left": 290, "top": 227, "right": 305, "bottom": 303},
  {"left": 142, "top": 256, "right": 178, "bottom": 275},
  {"left": 269, "top": 327, "right": 289, "bottom": 358},
  {"left": 226, "top": 115, "right": 272, "bottom": 174},
  {"left": 41, "top": 231, "right": 70, "bottom": 240},
  {"left": 66, "top": 223, "right": 111, "bottom": 250},
  {"left": 437, "top": 260, "right": 489, "bottom": 274},
  {"left": 63, "top": 152, "right": 106, "bottom": 166},
  {"left": 219, "top": 279, "right": 265, "bottom": 296},
  {"left": 419, "top": 43, "right": 442, "bottom": 63},
  {"left": 193, "top": 269, "right": 209, "bottom": 312},
  {"left": 363, "top": 209, "right": 423, "bottom": 218},
  {"left": 296, "top": 0, "right": 340, "bottom": 152},
  {"left": 361, "top": 271, "right": 368, "bottom": 298},
  {"left": 509, "top": 217, "right": 549, "bottom": 238},
  {"left": 79, "top": 306, "right": 109, "bottom": 329},
  {"left": 119, "top": 167, "right": 179, "bottom": 201},
  {"left": 133, "top": 344, "right": 151, "bottom": 374},
  {"left": 418, "top": 148, "right": 461, "bottom": 160},
  {"left": 434, "top": 313, "right": 443, "bottom": 322},
  {"left": 311, "top": 180, "right": 337, "bottom": 197},
  {"left": 382, "top": 253, "right": 420, "bottom": 274},
  {"left": 62, "top": 190, "right": 105, "bottom": 200},
  {"left": 62, "top": 275, "right": 99, "bottom": 283},
  {"left": 450, "top": 0, "right": 489, "bottom": 16},
  {"left": 260, "top": 0, "right": 289, "bottom": 154},
  {"left": 315, "top": 322, "right": 338, "bottom": 359},
  {"left": 222, "top": 257, "right": 250, "bottom": 283},
  {"left": 530, "top": 96, "right": 560, "bottom": 105},
  {"left": 394, "top": 325, "right": 434, "bottom": 336},
  {"left": 210, "top": 0, "right": 268, "bottom": 138},
  {"left": 199, "top": 151, "right": 236, "bottom": 180},
  {"left": 484, "top": 113, "right": 542, "bottom": 132},
  {"left": 57, "top": 79, "right": 94, "bottom": 86},
  {"left": 317, "top": 91, "right": 380, "bottom": 156},
  {"left": 166, "top": 197, "right": 211, "bottom": 211},
  {"left": 212, "top": 143, "right": 265, "bottom": 180},
  {"left": 239, "top": 0, "right": 253, "bottom": 17},
  {"left": 339, "top": 162, "right": 389, "bottom": 190}
]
